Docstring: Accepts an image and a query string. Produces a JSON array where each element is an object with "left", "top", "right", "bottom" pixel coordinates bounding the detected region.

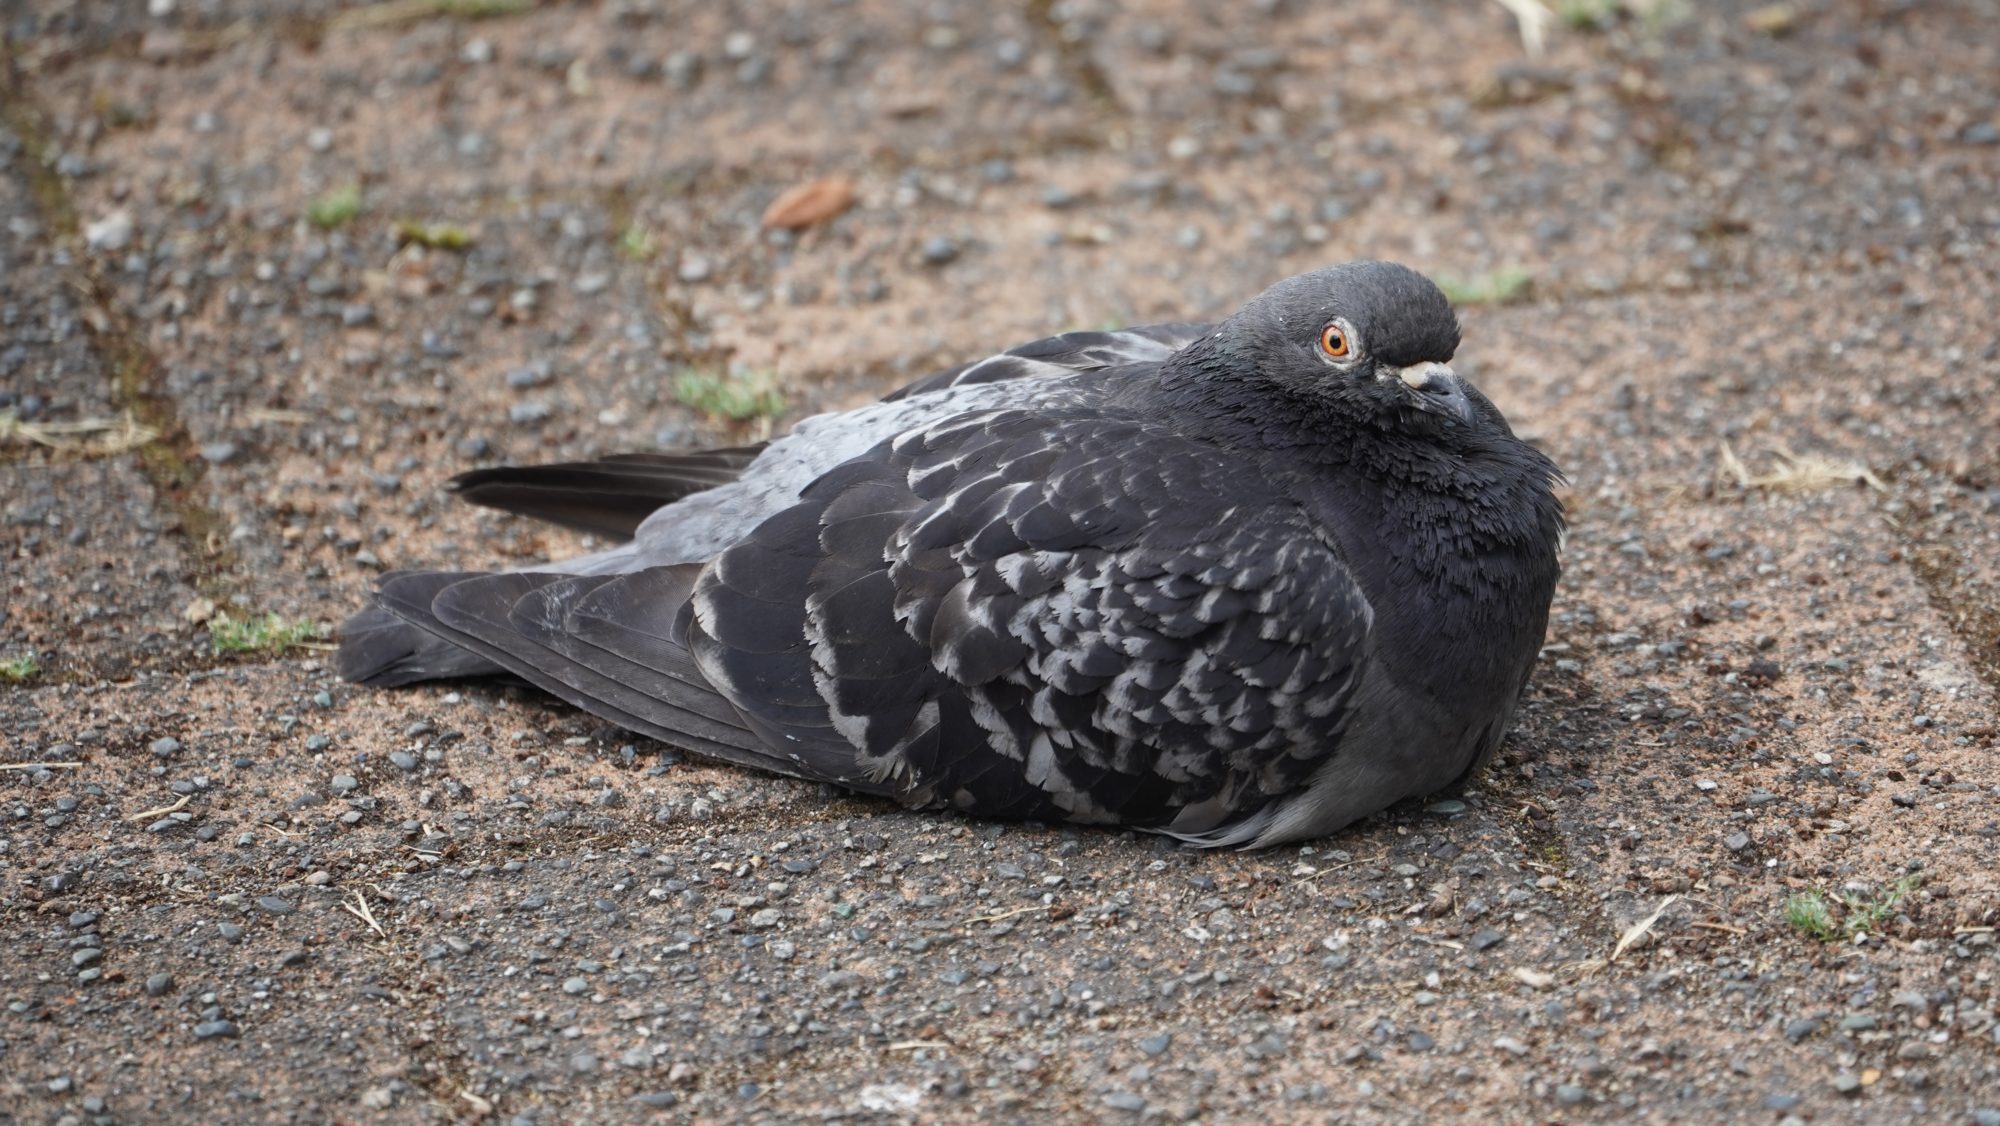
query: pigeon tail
[{"left": 336, "top": 600, "right": 504, "bottom": 686}]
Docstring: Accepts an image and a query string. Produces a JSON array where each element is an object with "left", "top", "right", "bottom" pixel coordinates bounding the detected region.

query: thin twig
[
  {"left": 1, "top": 410, "right": 158, "bottom": 456},
  {"left": 964, "top": 908, "right": 1056, "bottom": 924},
  {"left": 1492, "top": 0, "right": 1555, "bottom": 56},
  {"left": 126, "top": 794, "right": 191, "bottom": 822},
  {"left": 1720, "top": 441, "right": 1887, "bottom": 495},
  {"left": 245, "top": 407, "right": 313, "bottom": 426},
  {"left": 341, "top": 888, "right": 386, "bottom": 937},
  {"left": 1610, "top": 894, "right": 1680, "bottom": 963},
  {"left": 1297, "top": 853, "right": 1380, "bottom": 880},
  {"left": 328, "top": 0, "right": 533, "bottom": 33},
  {"left": 0, "top": 761, "right": 83, "bottom": 772},
  {"left": 886, "top": 1040, "right": 954, "bottom": 1052},
  {"left": 1690, "top": 921, "right": 1747, "bottom": 936}
]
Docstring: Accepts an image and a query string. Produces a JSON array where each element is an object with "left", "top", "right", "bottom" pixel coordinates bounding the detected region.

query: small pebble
[
  {"left": 85, "top": 210, "right": 134, "bottom": 251},
  {"left": 194, "top": 1019, "right": 238, "bottom": 1040},
  {"left": 919, "top": 236, "right": 959, "bottom": 265}
]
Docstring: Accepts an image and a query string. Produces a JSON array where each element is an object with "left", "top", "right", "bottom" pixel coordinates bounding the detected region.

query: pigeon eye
[{"left": 1319, "top": 323, "right": 1353, "bottom": 361}]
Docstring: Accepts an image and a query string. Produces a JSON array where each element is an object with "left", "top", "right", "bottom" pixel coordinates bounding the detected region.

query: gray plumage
[{"left": 339, "top": 262, "right": 1564, "bottom": 847}]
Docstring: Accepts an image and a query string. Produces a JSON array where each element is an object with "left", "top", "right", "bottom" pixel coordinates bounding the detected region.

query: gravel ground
[{"left": 4, "top": 0, "right": 1999, "bottom": 1121}]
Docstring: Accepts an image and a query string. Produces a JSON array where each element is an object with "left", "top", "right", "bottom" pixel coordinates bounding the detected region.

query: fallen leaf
[{"left": 761, "top": 176, "right": 857, "bottom": 231}]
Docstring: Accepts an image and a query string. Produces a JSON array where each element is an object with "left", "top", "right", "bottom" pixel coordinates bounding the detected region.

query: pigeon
[{"left": 339, "top": 261, "right": 1565, "bottom": 847}]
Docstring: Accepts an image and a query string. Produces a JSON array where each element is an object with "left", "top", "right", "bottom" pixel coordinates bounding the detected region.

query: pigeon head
[{"left": 1178, "top": 261, "right": 1492, "bottom": 436}]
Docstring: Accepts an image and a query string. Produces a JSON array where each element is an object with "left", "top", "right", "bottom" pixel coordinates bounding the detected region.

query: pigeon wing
[
  {"left": 688, "top": 407, "right": 1376, "bottom": 832},
  {"left": 883, "top": 322, "right": 1212, "bottom": 401},
  {"left": 441, "top": 323, "right": 1208, "bottom": 536}
]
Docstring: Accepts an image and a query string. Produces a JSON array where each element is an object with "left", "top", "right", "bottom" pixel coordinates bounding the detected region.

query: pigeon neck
[{"left": 1153, "top": 334, "right": 1564, "bottom": 624}]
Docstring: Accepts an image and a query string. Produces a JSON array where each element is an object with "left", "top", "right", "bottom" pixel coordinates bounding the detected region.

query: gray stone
[{"left": 919, "top": 236, "right": 959, "bottom": 265}]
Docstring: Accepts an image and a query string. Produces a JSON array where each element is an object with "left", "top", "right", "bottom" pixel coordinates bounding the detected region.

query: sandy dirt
[{"left": 3, "top": 0, "right": 1999, "bottom": 1121}]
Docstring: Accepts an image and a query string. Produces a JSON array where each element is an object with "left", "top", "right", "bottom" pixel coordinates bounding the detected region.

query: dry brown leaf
[{"left": 761, "top": 176, "right": 857, "bottom": 231}]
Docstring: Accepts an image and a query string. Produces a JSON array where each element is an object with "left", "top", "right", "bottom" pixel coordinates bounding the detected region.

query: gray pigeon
[{"left": 339, "top": 261, "right": 1565, "bottom": 847}]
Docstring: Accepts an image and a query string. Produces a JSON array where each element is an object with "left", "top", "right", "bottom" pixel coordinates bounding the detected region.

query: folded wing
[{"left": 686, "top": 408, "right": 1377, "bottom": 834}]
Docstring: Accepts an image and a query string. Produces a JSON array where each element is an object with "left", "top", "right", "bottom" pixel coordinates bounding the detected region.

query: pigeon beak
[{"left": 1383, "top": 362, "right": 1476, "bottom": 424}]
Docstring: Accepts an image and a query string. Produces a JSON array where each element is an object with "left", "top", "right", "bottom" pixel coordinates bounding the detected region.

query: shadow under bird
[{"left": 339, "top": 261, "right": 1565, "bottom": 847}]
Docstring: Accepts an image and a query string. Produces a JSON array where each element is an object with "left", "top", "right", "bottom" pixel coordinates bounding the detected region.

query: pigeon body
[{"left": 340, "top": 262, "right": 1565, "bottom": 847}]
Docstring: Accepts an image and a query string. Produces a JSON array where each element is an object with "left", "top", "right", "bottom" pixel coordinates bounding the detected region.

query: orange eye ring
[{"left": 1319, "top": 323, "right": 1351, "bottom": 360}]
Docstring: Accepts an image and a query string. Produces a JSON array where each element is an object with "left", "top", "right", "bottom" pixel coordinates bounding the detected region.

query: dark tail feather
[
  {"left": 450, "top": 447, "right": 766, "bottom": 538},
  {"left": 337, "top": 599, "right": 504, "bottom": 686},
  {"left": 366, "top": 568, "right": 840, "bottom": 781},
  {"left": 417, "top": 572, "right": 746, "bottom": 759}
]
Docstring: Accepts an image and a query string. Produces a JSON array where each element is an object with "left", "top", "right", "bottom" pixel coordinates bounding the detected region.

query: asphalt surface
[{"left": 3, "top": 0, "right": 1999, "bottom": 1121}]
